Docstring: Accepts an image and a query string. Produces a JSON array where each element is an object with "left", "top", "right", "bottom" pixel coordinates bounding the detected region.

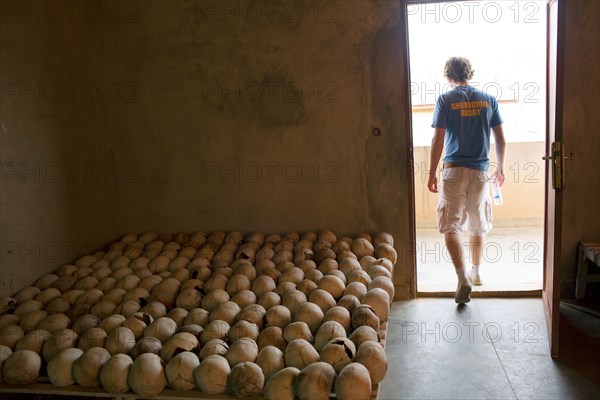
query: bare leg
[
  {"left": 445, "top": 233, "right": 466, "bottom": 271},
  {"left": 445, "top": 232, "right": 472, "bottom": 304},
  {"left": 469, "top": 235, "right": 484, "bottom": 266},
  {"left": 468, "top": 234, "right": 484, "bottom": 285}
]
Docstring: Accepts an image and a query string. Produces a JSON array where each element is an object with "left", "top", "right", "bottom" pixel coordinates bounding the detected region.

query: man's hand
[
  {"left": 493, "top": 169, "right": 505, "bottom": 187},
  {"left": 491, "top": 124, "right": 506, "bottom": 187},
  {"left": 428, "top": 128, "right": 445, "bottom": 194},
  {"left": 427, "top": 173, "right": 439, "bottom": 193}
]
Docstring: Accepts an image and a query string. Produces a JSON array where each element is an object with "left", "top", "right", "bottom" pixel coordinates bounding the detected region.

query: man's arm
[
  {"left": 491, "top": 124, "right": 506, "bottom": 186},
  {"left": 427, "top": 127, "right": 445, "bottom": 193}
]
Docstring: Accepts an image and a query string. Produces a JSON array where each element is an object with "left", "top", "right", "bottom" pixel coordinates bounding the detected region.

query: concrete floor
[
  {"left": 417, "top": 227, "right": 543, "bottom": 293},
  {"left": 379, "top": 298, "right": 600, "bottom": 400}
]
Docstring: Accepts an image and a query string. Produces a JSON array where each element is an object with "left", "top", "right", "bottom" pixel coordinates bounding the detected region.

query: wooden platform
[
  {"left": 0, "top": 322, "right": 389, "bottom": 400},
  {"left": 576, "top": 241, "right": 600, "bottom": 300}
]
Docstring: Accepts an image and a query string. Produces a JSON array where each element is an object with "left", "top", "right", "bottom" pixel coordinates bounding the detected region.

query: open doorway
[{"left": 407, "top": 1, "right": 547, "bottom": 294}]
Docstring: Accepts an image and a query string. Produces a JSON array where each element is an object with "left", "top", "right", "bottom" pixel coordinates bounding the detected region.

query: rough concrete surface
[
  {"left": 0, "top": 1, "right": 413, "bottom": 298},
  {"left": 1, "top": 0, "right": 598, "bottom": 302}
]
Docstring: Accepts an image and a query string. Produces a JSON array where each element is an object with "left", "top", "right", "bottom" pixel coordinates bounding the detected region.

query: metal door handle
[
  {"left": 543, "top": 142, "right": 574, "bottom": 190},
  {"left": 542, "top": 153, "right": 574, "bottom": 161}
]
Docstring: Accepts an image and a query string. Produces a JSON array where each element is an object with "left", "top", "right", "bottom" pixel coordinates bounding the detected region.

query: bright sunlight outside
[{"left": 408, "top": 0, "right": 547, "bottom": 293}]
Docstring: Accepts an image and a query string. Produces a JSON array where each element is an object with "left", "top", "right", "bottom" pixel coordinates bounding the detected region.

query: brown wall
[
  {"left": 0, "top": 1, "right": 117, "bottom": 297},
  {"left": 1, "top": 0, "right": 598, "bottom": 301},
  {"left": 559, "top": 0, "right": 600, "bottom": 298},
  {"left": 0, "top": 0, "right": 414, "bottom": 298}
]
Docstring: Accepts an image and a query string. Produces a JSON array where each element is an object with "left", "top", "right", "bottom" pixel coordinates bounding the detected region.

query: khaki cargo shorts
[{"left": 437, "top": 166, "right": 492, "bottom": 236}]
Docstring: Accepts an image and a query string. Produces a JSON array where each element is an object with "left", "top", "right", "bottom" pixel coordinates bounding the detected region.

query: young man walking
[{"left": 427, "top": 57, "right": 506, "bottom": 304}]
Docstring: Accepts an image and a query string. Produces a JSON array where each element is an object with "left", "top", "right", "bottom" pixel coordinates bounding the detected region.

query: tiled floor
[
  {"left": 379, "top": 298, "right": 600, "bottom": 400},
  {"left": 417, "top": 227, "right": 544, "bottom": 293}
]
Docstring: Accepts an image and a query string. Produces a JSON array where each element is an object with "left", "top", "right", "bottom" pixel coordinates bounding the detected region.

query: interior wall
[
  {"left": 2, "top": 0, "right": 597, "bottom": 301},
  {"left": 0, "top": 0, "right": 118, "bottom": 297},
  {"left": 0, "top": 1, "right": 414, "bottom": 298},
  {"left": 559, "top": 0, "right": 600, "bottom": 298}
]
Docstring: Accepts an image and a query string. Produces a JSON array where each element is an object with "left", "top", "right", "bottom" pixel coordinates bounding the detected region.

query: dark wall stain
[{"left": 256, "top": 70, "right": 306, "bottom": 129}]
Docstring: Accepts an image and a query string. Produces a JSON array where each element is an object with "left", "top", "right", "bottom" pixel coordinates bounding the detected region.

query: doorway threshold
[{"left": 417, "top": 289, "right": 542, "bottom": 298}]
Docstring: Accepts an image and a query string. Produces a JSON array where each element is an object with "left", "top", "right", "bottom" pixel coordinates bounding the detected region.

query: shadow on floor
[
  {"left": 555, "top": 302, "right": 600, "bottom": 396},
  {"left": 379, "top": 298, "right": 600, "bottom": 400}
]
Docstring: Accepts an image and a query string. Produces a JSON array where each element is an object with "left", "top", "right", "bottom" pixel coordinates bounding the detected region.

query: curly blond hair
[{"left": 444, "top": 57, "right": 474, "bottom": 83}]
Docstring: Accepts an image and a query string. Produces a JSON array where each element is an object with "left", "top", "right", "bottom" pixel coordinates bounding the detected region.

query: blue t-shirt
[{"left": 431, "top": 86, "right": 503, "bottom": 170}]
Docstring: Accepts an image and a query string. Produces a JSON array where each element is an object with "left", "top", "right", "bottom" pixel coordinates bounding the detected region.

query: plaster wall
[
  {"left": 1, "top": 0, "right": 598, "bottom": 301},
  {"left": 1, "top": 0, "right": 415, "bottom": 298},
  {"left": 0, "top": 1, "right": 118, "bottom": 297}
]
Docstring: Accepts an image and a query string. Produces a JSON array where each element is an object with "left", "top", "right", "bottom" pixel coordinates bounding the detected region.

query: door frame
[
  {"left": 399, "top": 0, "right": 563, "bottom": 356},
  {"left": 399, "top": 2, "right": 417, "bottom": 298},
  {"left": 542, "top": 0, "right": 565, "bottom": 358}
]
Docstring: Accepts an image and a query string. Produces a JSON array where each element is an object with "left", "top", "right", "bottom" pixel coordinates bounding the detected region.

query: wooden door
[{"left": 543, "top": 0, "right": 564, "bottom": 358}]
